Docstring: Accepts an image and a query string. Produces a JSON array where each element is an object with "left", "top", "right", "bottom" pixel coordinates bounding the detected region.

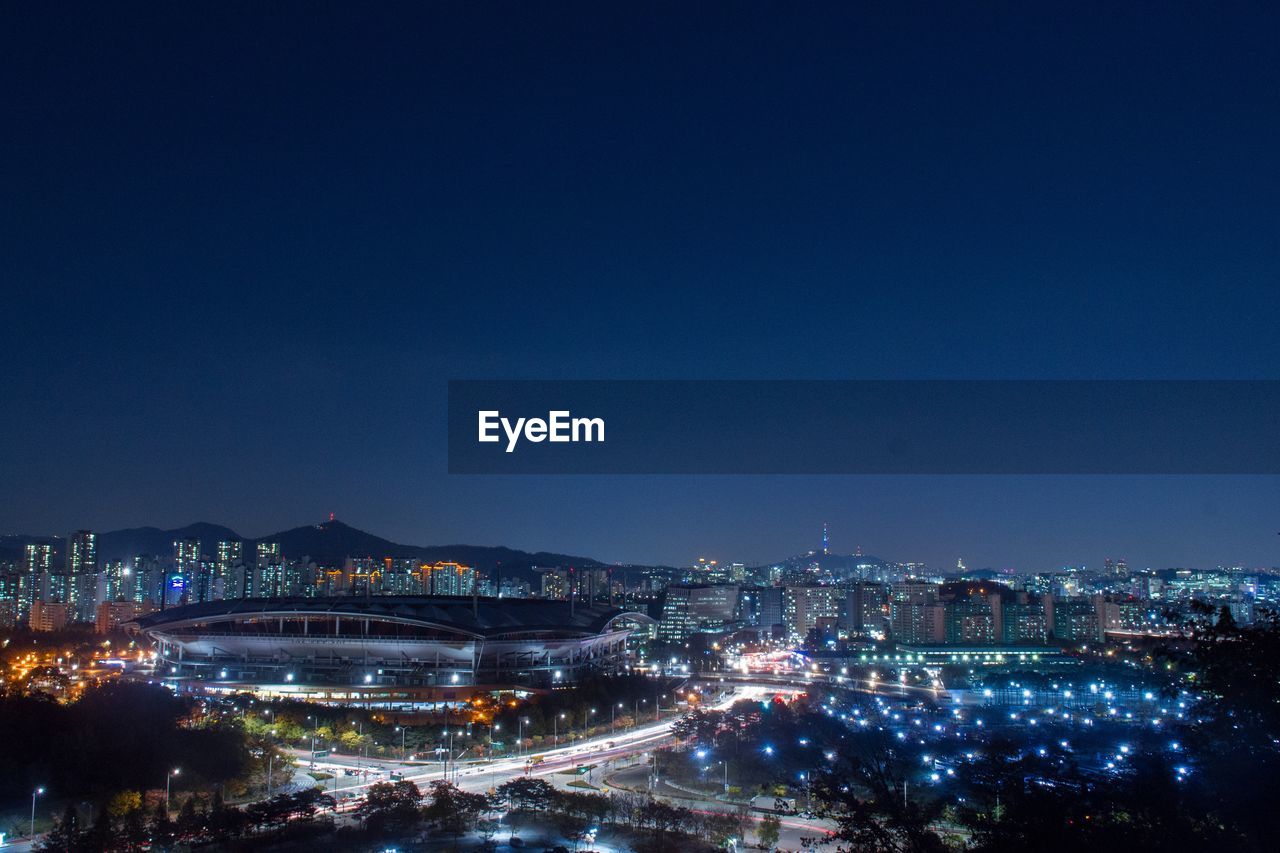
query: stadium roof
[{"left": 128, "top": 595, "right": 652, "bottom": 639}]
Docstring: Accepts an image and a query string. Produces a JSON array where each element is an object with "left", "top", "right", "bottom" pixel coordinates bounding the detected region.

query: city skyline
[{"left": 3, "top": 507, "right": 1277, "bottom": 575}]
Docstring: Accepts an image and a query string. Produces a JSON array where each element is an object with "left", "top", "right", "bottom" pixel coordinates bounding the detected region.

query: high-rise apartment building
[
  {"left": 254, "top": 542, "right": 283, "bottom": 597},
  {"left": 66, "top": 530, "right": 97, "bottom": 574},
  {"left": 24, "top": 543, "right": 54, "bottom": 576},
  {"left": 657, "top": 584, "right": 741, "bottom": 642},
  {"left": 784, "top": 585, "right": 842, "bottom": 639},
  {"left": 889, "top": 581, "right": 943, "bottom": 644},
  {"left": 423, "top": 561, "right": 475, "bottom": 596},
  {"left": 173, "top": 538, "right": 200, "bottom": 578},
  {"left": 842, "top": 582, "right": 888, "bottom": 634}
]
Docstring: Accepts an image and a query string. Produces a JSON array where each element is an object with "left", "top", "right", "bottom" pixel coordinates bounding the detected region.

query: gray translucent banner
[{"left": 447, "top": 380, "right": 1280, "bottom": 474}]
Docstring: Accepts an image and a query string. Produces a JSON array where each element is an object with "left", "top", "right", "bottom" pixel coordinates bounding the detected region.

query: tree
[
  {"left": 1180, "top": 603, "right": 1280, "bottom": 845},
  {"left": 757, "top": 814, "right": 782, "bottom": 850},
  {"left": 120, "top": 807, "right": 149, "bottom": 851},
  {"left": 703, "top": 811, "right": 745, "bottom": 848},
  {"left": 635, "top": 799, "right": 686, "bottom": 851},
  {"left": 38, "top": 805, "right": 82, "bottom": 852},
  {"left": 149, "top": 800, "right": 174, "bottom": 846},
  {"left": 175, "top": 795, "right": 204, "bottom": 839},
  {"left": 813, "top": 733, "right": 947, "bottom": 853},
  {"left": 423, "top": 781, "right": 491, "bottom": 846},
  {"left": 106, "top": 790, "right": 142, "bottom": 819},
  {"left": 357, "top": 780, "right": 423, "bottom": 835},
  {"left": 207, "top": 802, "right": 247, "bottom": 841},
  {"left": 477, "top": 816, "right": 501, "bottom": 850},
  {"left": 497, "top": 776, "right": 555, "bottom": 815},
  {"left": 80, "top": 808, "right": 112, "bottom": 853}
]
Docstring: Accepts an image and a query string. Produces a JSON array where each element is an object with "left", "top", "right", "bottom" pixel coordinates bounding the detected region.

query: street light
[
  {"left": 307, "top": 715, "right": 318, "bottom": 765},
  {"left": 554, "top": 712, "right": 566, "bottom": 746},
  {"left": 520, "top": 717, "right": 529, "bottom": 756},
  {"left": 613, "top": 702, "right": 622, "bottom": 733},
  {"left": 442, "top": 727, "right": 455, "bottom": 781},
  {"left": 395, "top": 725, "right": 407, "bottom": 760},
  {"left": 166, "top": 768, "right": 180, "bottom": 811},
  {"left": 31, "top": 787, "right": 44, "bottom": 838}
]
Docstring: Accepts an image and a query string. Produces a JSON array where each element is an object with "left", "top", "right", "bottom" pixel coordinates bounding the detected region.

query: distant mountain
[
  {"left": 99, "top": 522, "right": 243, "bottom": 562},
  {"left": 248, "top": 520, "right": 603, "bottom": 581},
  {"left": 2, "top": 518, "right": 620, "bottom": 584},
  {"left": 254, "top": 520, "right": 405, "bottom": 564}
]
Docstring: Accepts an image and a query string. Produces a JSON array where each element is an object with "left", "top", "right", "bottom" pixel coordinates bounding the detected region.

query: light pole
[
  {"left": 491, "top": 723, "right": 500, "bottom": 756},
  {"left": 554, "top": 712, "right": 565, "bottom": 746},
  {"left": 519, "top": 717, "right": 528, "bottom": 756},
  {"left": 31, "top": 786, "right": 44, "bottom": 838},
  {"left": 166, "top": 768, "right": 180, "bottom": 812},
  {"left": 613, "top": 702, "right": 622, "bottom": 733},
  {"left": 396, "top": 725, "right": 407, "bottom": 760}
]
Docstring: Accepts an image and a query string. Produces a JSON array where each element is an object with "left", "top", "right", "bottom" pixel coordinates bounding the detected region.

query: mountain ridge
[{"left": 0, "top": 519, "right": 607, "bottom": 582}]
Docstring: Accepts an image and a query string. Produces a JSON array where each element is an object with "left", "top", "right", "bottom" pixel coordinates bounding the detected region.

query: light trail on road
[{"left": 301, "top": 683, "right": 789, "bottom": 800}]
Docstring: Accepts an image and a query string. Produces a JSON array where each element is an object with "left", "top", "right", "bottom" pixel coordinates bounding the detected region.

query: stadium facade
[{"left": 126, "top": 596, "right": 653, "bottom": 702}]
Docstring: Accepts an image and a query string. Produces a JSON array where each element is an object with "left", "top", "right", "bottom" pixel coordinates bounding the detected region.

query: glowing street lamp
[
  {"left": 166, "top": 768, "right": 180, "bottom": 811},
  {"left": 31, "top": 787, "right": 44, "bottom": 838}
]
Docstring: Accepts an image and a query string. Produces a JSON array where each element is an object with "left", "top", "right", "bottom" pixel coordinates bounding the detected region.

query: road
[
  {"left": 296, "top": 683, "right": 791, "bottom": 802},
  {"left": 287, "top": 682, "right": 839, "bottom": 850}
]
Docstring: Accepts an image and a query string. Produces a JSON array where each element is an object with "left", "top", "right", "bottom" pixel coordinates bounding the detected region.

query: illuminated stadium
[{"left": 126, "top": 596, "right": 653, "bottom": 703}]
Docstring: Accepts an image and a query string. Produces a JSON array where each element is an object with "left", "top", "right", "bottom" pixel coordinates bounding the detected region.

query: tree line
[{"left": 38, "top": 788, "right": 335, "bottom": 852}]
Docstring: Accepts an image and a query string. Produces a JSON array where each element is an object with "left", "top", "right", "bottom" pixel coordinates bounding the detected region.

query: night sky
[{"left": 3, "top": 3, "right": 1279, "bottom": 570}]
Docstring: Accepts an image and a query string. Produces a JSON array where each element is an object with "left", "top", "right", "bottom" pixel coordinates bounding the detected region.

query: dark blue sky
[{"left": 3, "top": 3, "right": 1278, "bottom": 570}]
